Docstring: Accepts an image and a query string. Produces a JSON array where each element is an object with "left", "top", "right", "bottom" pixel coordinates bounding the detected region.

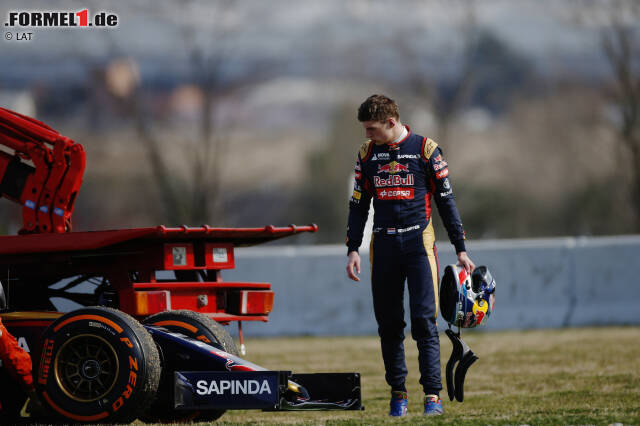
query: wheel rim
[{"left": 54, "top": 334, "right": 120, "bottom": 402}]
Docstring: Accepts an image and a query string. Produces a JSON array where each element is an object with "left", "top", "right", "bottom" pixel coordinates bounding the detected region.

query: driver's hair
[{"left": 357, "top": 94, "right": 400, "bottom": 122}]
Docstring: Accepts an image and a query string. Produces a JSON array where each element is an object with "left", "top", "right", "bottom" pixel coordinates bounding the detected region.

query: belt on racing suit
[{"left": 372, "top": 224, "right": 422, "bottom": 235}]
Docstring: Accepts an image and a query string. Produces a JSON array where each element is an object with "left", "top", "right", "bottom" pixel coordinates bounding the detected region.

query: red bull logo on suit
[
  {"left": 374, "top": 174, "right": 414, "bottom": 187},
  {"left": 378, "top": 161, "right": 409, "bottom": 174}
]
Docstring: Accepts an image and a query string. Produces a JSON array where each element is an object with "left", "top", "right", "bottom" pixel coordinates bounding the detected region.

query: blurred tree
[
  {"left": 491, "top": 83, "right": 630, "bottom": 237},
  {"left": 396, "top": 1, "right": 534, "bottom": 147},
  {"left": 600, "top": 8, "right": 640, "bottom": 230},
  {"left": 465, "top": 30, "right": 534, "bottom": 114},
  {"left": 574, "top": 0, "right": 640, "bottom": 230},
  {"left": 294, "top": 103, "right": 363, "bottom": 243},
  {"left": 101, "top": 0, "right": 270, "bottom": 226},
  {"left": 396, "top": 0, "right": 478, "bottom": 147}
]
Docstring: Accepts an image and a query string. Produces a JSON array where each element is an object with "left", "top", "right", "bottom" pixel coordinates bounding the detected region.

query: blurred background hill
[{"left": 1, "top": 0, "right": 638, "bottom": 243}]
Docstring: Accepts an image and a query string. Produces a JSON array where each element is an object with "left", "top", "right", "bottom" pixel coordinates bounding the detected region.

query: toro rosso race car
[{"left": 0, "top": 107, "right": 361, "bottom": 423}]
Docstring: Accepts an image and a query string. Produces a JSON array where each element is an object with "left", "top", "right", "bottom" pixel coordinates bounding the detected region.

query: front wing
[
  {"left": 175, "top": 371, "right": 362, "bottom": 411},
  {"left": 147, "top": 325, "right": 363, "bottom": 412}
]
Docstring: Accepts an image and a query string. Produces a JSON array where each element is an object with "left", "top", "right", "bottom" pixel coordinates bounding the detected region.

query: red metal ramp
[{"left": 0, "top": 224, "right": 318, "bottom": 255}]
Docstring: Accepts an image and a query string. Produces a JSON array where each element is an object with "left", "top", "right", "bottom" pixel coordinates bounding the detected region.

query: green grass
[{"left": 136, "top": 327, "right": 640, "bottom": 425}]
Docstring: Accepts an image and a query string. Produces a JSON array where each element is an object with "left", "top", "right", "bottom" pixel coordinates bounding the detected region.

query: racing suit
[
  {"left": 346, "top": 126, "right": 466, "bottom": 395},
  {"left": 0, "top": 317, "right": 34, "bottom": 400}
]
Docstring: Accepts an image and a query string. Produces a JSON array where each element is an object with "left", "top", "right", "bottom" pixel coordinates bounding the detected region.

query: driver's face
[{"left": 361, "top": 119, "right": 396, "bottom": 144}]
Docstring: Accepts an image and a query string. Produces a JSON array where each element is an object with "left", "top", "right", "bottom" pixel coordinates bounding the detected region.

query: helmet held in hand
[{"left": 440, "top": 265, "right": 496, "bottom": 328}]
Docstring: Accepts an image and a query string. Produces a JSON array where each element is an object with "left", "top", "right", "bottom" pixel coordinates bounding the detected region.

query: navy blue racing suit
[{"left": 346, "top": 126, "right": 466, "bottom": 395}]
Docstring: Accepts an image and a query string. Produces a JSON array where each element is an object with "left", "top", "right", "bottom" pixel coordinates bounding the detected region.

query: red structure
[{"left": 0, "top": 107, "right": 85, "bottom": 234}]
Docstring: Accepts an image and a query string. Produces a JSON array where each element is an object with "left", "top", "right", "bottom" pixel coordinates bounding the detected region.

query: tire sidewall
[
  {"left": 36, "top": 308, "right": 152, "bottom": 422},
  {"left": 144, "top": 310, "right": 238, "bottom": 355}
]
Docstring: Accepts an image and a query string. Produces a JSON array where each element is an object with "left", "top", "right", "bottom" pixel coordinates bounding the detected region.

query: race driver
[{"left": 345, "top": 94, "right": 475, "bottom": 416}]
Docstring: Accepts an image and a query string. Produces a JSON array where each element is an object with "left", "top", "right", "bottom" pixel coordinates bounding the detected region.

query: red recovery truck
[{"left": 0, "top": 107, "right": 361, "bottom": 423}]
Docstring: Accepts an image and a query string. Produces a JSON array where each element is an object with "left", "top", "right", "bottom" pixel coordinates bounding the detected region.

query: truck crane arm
[{"left": 0, "top": 107, "right": 85, "bottom": 234}]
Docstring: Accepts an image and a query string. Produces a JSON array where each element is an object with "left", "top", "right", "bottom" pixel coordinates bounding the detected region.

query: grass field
[{"left": 137, "top": 326, "right": 640, "bottom": 425}]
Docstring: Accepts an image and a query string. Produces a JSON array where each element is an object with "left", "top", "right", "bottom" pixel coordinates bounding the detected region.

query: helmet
[{"left": 440, "top": 265, "right": 496, "bottom": 328}]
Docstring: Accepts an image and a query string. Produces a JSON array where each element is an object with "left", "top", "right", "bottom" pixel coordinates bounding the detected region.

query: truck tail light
[
  {"left": 133, "top": 290, "right": 170, "bottom": 316},
  {"left": 239, "top": 290, "right": 274, "bottom": 314}
]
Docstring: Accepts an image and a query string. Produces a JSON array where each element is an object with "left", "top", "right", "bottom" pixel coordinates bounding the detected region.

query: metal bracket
[{"left": 445, "top": 328, "right": 478, "bottom": 402}]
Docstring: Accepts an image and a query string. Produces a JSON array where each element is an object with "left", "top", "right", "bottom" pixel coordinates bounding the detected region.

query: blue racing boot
[
  {"left": 424, "top": 394, "right": 443, "bottom": 416},
  {"left": 389, "top": 391, "right": 408, "bottom": 417}
]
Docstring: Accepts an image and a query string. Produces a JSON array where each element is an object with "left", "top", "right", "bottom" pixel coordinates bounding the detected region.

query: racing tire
[
  {"left": 144, "top": 309, "right": 238, "bottom": 354},
  {"left": 141, "top": 310, "right": 238, "bottom": 423},
  {"left": 35, "top": 307, "right": 161, "bottom": 424}
]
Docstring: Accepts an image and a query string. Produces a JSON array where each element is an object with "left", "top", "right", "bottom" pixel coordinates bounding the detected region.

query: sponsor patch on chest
[
  {"left": 378, "top": 161, "right": 409, "bottom": 174},
  {"left": 376, "top": 187, "right": 414, "bottom": 200},
  {"left": 371, "top": 152, "right": 390, "bottom": 161},
  {"left": 374, "top": 174, "right": 414, "bottom": 187}
]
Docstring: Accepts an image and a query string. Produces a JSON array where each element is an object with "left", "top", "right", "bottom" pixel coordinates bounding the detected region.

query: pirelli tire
[
  {"left": 35, "top": 307, "right": 161, "bottom": 424},
  {"left": 142, "top": 310, "right": 238, "bottom": 423},
  {"left": 144, "top": 309, "right": 238, "bottom": 354}
]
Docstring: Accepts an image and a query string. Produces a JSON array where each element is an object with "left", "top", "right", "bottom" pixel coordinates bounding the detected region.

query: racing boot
[
  {"left": 424, "top": 394, "right": 443, "bottom": 416},
  {"left": 388, "top": 390, "right": 408, "bottom": 417}
]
